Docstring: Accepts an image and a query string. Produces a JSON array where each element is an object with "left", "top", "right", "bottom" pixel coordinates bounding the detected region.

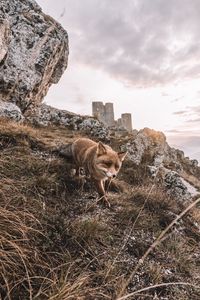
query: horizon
[{"left": 37, "top": 0, "right": 200, "bottom": 162}]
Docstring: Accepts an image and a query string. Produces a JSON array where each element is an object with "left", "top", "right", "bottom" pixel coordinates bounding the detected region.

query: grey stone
[
  {"left": 27, "top": 104, "right": 76, "bottom": 126},
  {"left": 0, "top": 19, "right": 10, "bottom": 63},
  {"left": 124, "top": 128, "right": 167, "bottom": 165},
  {"left": 191, "top": 159, "right": 198, "bottom": 167},
  {"left": 27, "top": 104, "right": 109, "bottom": 140},
  {"left": 0, "top": 100, "right": 24, "bottom": 122},
  {"left": 0, "top": 0, "right": 68, "bottom": 113},
  {"left": 123, "top": 127, "right": 200, "bottom": 200},
  {"left": 77, "top": 117, "right": 109, "bottom": 140},
  {"left": 164, "top": 171, "right": 191, "bottom": 201}
]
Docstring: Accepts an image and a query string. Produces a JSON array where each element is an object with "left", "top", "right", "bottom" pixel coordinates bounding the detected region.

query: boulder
[
  {"left": 0, "top": 19, "right": 10, "bottom": 63},
  {"left": 123, "top": 128, "right": 167, "bottom": 165},
  {"left": 123, "top": 128, "right": 198, "bottom": 173},
  {"left": 0, "top": 0, "right": 68, "bottom": 113},
  {"left": 164, "top": 170, "right": 199, "bottom": 201},
  {"left": 0, "top": 100, "right": 24, "bottom": 122},
  {"left": 122, "top": 127, "right": 200, "bottom": 199}
]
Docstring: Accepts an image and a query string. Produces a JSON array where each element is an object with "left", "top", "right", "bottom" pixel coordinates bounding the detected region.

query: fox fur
[{"left": 59, "top": 138, "right": 127, "bottom": 206}]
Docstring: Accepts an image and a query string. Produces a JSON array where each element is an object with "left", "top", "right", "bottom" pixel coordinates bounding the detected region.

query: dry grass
[{"left": 0, "top": 119, "right": 200, "bottom": 299}]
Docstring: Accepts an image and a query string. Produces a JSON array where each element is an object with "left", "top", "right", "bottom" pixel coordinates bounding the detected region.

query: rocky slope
[
  {"left": 0, "top": 119, "right": 200, "bottom": 300},
  {"left": 0, "top": 1, "right": 200, "bottom": 298},
  {"left": 120, "top": 127, "right": 200, "bottom": 201}
]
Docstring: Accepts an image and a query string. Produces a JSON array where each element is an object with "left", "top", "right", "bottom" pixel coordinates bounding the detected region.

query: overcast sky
[{"left": 36, "top": 0, "right": 200, "bottom": 162}]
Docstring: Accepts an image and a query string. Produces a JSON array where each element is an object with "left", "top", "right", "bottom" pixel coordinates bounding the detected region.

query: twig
[
  {"left": 117, "top": 197, "right": 200, "bottom": 298},
  {"left": 117, "top": 281, "right": 200, "bottom": 300}
]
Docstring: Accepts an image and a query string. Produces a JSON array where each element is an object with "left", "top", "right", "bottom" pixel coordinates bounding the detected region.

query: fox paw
[{"left": 97, "top": 196, "right": 111, "bottom": 208}]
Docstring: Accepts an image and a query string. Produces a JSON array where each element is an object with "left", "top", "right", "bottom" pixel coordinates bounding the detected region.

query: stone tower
[
  {"left": 92, "top": 102, "right": 106, "bottom": 123},
  {"left": 121, "top": 113, "right": 132, "bottom": 132},
  {"left": 92, "top": 101, "right": 115, "bottom": 126},
  {"left": 92, "top": 101, "right": 132, "bottom": 132},
  {"left": 105, "top": 102, "right": 115, "bottom": 127}
]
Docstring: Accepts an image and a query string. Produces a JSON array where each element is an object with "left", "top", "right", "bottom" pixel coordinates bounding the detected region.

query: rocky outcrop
[
  {"left": 0, "top": 100, "right": 24, "bottom": 122},
  {"left": 164, "top": 170, "right": 199, "bottom": 201},
  {"left": 27, "top": 104, "right": 109, "bottom": 140},
  {"left": 0, "top": 0, "right": 68, "bottom": 113},
  {"left": 123, "top": 127, "right": 199, "bottom": 171},
  {"left": 122, "top": 128, "right": 200, "bottom": 200},
  {"left": 123, "top": 128, "right": 168, "bottom": 165}
]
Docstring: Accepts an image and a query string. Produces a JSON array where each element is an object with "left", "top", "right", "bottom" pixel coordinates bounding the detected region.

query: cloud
[
  {"left": 188, "top": 105, "right": 200, "bottom": 114},
  {"left": 36, "top": 0, "right": 200, "bottom": 88},
  {"left": 173, "top": 105, "right": 200, "bottom": 125},
  {"left": 162, "top": 92, "right": 169, "bottom": 97},
  {"left": 166, "top": 129, "right": 181, "bottom": 133},
  {"left": 55, "top": 0, "right": 200, "bottom": 87},
  {"left": 167, "top": 134, "right": 200, "bottom": 149},
  {"left": 183, "top": 105, "right": 200, "bottom": 119},
  {"left": 173, "top": 110, "right": 188, "bottom": 115},
  {"left": 186, "top": 118, "right": 200, "bottom": 123},
  {"left": 170, "top": 96, "right": 183, "bottom": 103}
]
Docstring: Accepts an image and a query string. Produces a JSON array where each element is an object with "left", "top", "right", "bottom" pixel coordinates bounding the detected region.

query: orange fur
[{"left": 70, "top": 138, "right": 126, "bottom": 206}]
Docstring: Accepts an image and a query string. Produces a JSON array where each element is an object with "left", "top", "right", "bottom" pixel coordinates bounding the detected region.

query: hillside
[
  {"left": 0, "top": 119, "right": 200, "bottom": 300},
  {"left": 1, "top": 0, "right": 200, "bottom": 298}
]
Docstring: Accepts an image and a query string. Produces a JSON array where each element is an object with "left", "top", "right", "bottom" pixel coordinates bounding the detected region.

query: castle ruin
[{"left": 92, "top": 101, "right": 132, "bottom": 132}]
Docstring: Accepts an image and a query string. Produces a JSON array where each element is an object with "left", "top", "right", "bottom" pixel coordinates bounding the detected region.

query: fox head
[{"left": 95, "top": 141, "right": 127, "bottom": 179}]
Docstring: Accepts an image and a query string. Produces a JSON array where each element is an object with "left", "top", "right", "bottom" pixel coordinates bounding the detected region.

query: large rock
[
  {"left": 122, "top": 127, "right": 200, "bottom": 199},
  {"left": 0, "top": 100, "right": 24, "bottom": 122},
  {"left": 0, "top": 19, "right": 9, "bottom": 62},
  {"left": 123, "top": 127, "right": 199, "bottom": 172},
  {"left": 0, "top": 0, "right": 68, "bottom": 113},
  {"left": 123, "top": 128, "right": 168, "bottom": 165},
  {"left": 164, "top": 170, "right": 199, "bottom": 201}
]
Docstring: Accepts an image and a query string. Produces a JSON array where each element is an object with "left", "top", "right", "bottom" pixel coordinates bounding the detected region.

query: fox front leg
[
  {"left": 105, "top": 178, "right": 123, "bottom": 193},
  {"left": 94, "top": 179, "right": 111, "bottom": 207},
  {"left": 74, "top": 166, "right": 86, "bottom": 191}
]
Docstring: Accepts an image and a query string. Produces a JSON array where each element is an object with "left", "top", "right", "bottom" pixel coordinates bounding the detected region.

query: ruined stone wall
[
  {"left": 92, "top": 101, "right": 115, "bottom": 126},
  {"left": 121, "top": 113, "right": 132, "bottom": 132},
  {"left": 92, "top": 102, "right": 105, "bottom": 123},
  {"left": 92, "top": 101, "right": 132, "bottom": 132},
  {"left": 104, "top": 102, "right": 115, "bottom": 126}
]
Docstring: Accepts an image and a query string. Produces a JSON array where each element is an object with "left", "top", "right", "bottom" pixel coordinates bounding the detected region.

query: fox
[{"left": 59, "top": 138, "right": 127, "bottom": 206}]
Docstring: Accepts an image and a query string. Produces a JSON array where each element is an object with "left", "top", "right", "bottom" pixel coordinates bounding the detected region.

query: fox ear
[
  {"left": 97, "top": 142, "right": 107, "bottom": 156},
  {"left": 118, "top": 151, "right": 127, "bottom": 161}
]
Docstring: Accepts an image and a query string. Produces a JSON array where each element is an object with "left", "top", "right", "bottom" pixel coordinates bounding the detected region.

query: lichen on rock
[
  {"left": 164, "top": 171, "right": 193, "bottom": 201},
  {"left": 27, "top": 104, "right": 109, "bottom": 140},
  {"left": 0, "top": 0, "right": 68, "bottom": 113},
  {"left": 0, "top": 99, "right": 24, "bottom": 122},
  {"left": 0, "top": 19, "right": 10, "bottom": 63},
  {"left": 124, "top": 128, "right": 167, "bottom": 165}
]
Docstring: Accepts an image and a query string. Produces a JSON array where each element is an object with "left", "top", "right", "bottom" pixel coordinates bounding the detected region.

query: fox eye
[{"left": 102, "top": 160, "right": 112, "bottom": 167}]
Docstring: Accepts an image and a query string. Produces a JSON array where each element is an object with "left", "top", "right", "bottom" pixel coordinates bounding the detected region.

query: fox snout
[{"left": 106, "top": 171, "right": 117, "bottom": 178}]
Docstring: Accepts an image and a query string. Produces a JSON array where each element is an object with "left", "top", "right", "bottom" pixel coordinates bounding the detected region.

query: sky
[{"left": 36, "top": 0, "right": 200, "bottom": 162}]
